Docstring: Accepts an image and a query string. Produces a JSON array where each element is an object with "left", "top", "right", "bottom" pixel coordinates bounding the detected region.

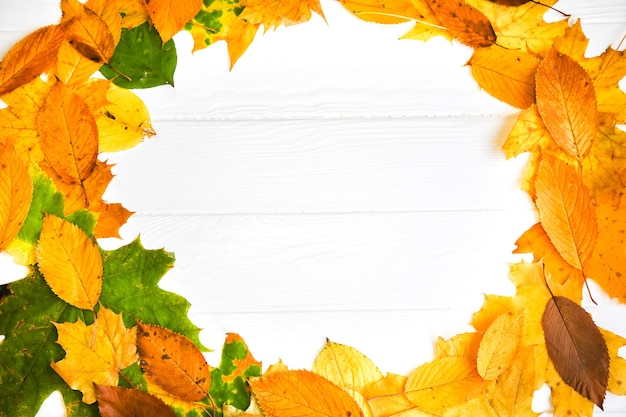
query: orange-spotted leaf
[
  {"left": 468, "top": 46, "right": 539, "bottom": 109},
  {"left": 240, "top": 0, "right": 325, "bottom": 30},
  {"left": 0, "top": 144, "right": 32, "bottom": 252},
  {"left": 536, "top": 49, "right": 597, "bottom": 159},
  {"left": 0, "top": 22, "right": 71, "bottom": 96},
  {"left": 144, "top": 0, "right": 204, "bottom": 43},
  {"left": 425, "top": 0, "right": 496, "bottom": 48},
  {"left": 542, "top": 295, "right": 609, "bottom": 408},
  {"left": 95, "top": 385, "right": 177, "bottom": 417},
  {"left": 36, "top": 214, "right": 102, "bottom": 310},
  {"left": 51, "top": 307, "right": 137, "bottom": 404},
  {"left": 37, "top": 81, "right": 98, "bottom": 188},
  {"left": 476, "top": 312, "right": 522, "bottom": 380},
  {"left": 136, "top": 322, "right": 211, "bottom": 402},
  {"left": 535, "top": 155, "right": 598, "bottom": 271},
  {"left": 249, "top": 369, "right": 364, "bottom": 417}
]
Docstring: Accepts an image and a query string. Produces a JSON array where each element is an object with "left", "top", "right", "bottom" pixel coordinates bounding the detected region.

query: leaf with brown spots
[
  {"left": 0, "top": 144, "right": 32, "bottom": 252},
  {"left": 95, "top": 385, "right": 177, "bottom": 417},
  {"left": 425, "top": 0, "right": 497, "bottom": 48}
]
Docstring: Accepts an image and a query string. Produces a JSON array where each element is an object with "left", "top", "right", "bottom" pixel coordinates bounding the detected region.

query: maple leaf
[
  {"left": 0, "top": 144, "right": 32, "bottom": 252},
  {"left": 489, "top": 345, "right": 539, "bottom": 417},
  {"left": 250, "top": 369, "right": 364, "bottom": 417},
  {"left": 435, "top": 332, "right": 482, "bottom": 360},
  {"left": 425, "top": 0, "right": 496, "bottom": 48},
  {"left": 51, "top": 307, "right": 137, "bottom": 404},
  {"left": 476, "top": 312, "right": 522, "bottom": 380},
  {"left": 239, "top": 0, "right": 325, "bottom": 30},
  {"left": 95, "top": 384, "right": 177, "bottom": 417},
  {"left": 144, "top": 0, "right": 203, "bottom": 43}
]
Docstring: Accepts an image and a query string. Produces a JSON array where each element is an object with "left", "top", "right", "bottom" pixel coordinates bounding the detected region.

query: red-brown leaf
[
  {"left": 426, "top": 0, "right": 496, "bottom": 48},
  {"left": 95, "top": 384, "right": 177, "bottom": 417},
  {"left": 542, "top": 295, "right": 609, "bottom": 408}
]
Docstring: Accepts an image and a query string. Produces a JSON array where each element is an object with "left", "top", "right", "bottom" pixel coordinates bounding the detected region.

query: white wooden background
[{"left": 2, "top": 0, "right": 626, "bottom": 415}]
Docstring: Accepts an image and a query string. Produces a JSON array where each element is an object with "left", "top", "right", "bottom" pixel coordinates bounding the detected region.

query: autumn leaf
[
  {"left": 136, "top": 322, "right": 211, "bottom": 402},
  {"left": 535, "top": 49, "right": 598, "bottom": 159},
  {"left": 476, "top": 312, "right": 522, "bottom": 380},
  {"left": 435, "top": 332, "right": 482, "bottom": 360},
  {"left": 51, "top": 307, "right": 137, "bottom": 404},
  {"left": 239, "top": 0, "right": 325, "bottom": 30},
  {"left": 425, "top": 0, "right": 496, "bottom": 48},
  {"left": 490, "top": 345, "right": 538, "bottom": 417},
  {"left": 250, "top": 369, "right": 364, "bottom": 417},
  {"left": 64, "top": 8, "right": 117, "bottom": 65},
  {"left": 542, "top": 295, "right": 609, "bottom": 408},
  {"left": 0, "top": 144, "right": 32, "bottom": 252},
  {"left": 36, "top": 214, "right": 102, "bottom": 310},
  {"left": 535, "top": 155, "right": 598, "bottom": 272},
  {"left": 468, "top": 46, "right": 539, "bottom": 109},
  {"left": 144, "top": 0, "right": 203, "bottom": 43},
  {"left": 358, "top": 373, "right": 412, "bottom": 417},
  {"left": 0, "top": 22, "right": 71, "bottom": 97},
  {"left": 338, "top": 0, "right": 434, "bottom": 24},
  {"left": 95, "top": 384, "right": 177, "bottom": 417}
]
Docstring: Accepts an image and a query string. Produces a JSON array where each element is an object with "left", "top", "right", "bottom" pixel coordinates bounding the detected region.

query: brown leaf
[
  {"left": 0, "top": 144, "right": 32, "bottom": 252},
  {"left": 144, "top": 0, "right": 204, "bottom": 43},
  {"left": 426, "top": 0, "right": 496, "bottom": 48},
  {"left": 250, "top": 369, "right": 364, "bottom": 417},
  {"left": 136, "top": 322, "right": 211, "bottom": 402},
  {"left": 36, "top": 214, "right": 102, "bottom": 310},
  {"left": 536, "top": 49, "right": 597, "bottom": 159},
  {"left": 95, "top": 385, "right": 177, "bottom": 417},
  {"left": 542, "top": 295, "right": 609, "bottom": 408},
  {"left": 535, "top": 155, "right": 597, "bottom": 271},
  {"left": 0, "top": 22, "right": 71, "bottom": 96}
]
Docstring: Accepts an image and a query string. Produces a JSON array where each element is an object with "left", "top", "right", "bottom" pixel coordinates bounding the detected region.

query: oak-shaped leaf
[
  {"left": 36, "top": 214, "right": 102, "bottom": 310},
  {"left": 95, "top": 384, "right": 177, "bottom": 417},
  {"left": 0, "top": 144, "right": 32, "bottom": 252},
  {"left": 535, "top": 155, "right": 598, "bottom": 272},
  {"left": 240, "top": 0, "right": 325, "bottom": 30},
  {"left": 425, "top": 0, "right": 496, "bottom": 48},
  {"left": 144, "top": 0, "right": 203, "bottom": 43},
  {"left": 0, "top": 22, "right": 71, "bottom": 96},
  {"left": 136, "top": 322, "right": 212, "bottom": 402},
  {"left": 51, "top": 307, "right": 138, "bottom": 404},
  {"left": 100, "top": 22, "right": 177, "bottom": 88},
  {"left": 536, "top": 49, "right": 597, "bottom": 159},
  {"left": 249, "top": 369, "right": 364, "bottom": 417},
  {"left": 542, "top": 295, "right": 609, "bottom": 408},
  {"left": 476, "top": 312, "right": 522, "bottom": 380}
]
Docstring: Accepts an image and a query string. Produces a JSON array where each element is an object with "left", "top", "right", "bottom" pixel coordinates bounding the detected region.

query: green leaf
[
  {"left": 100, "top": 22, "right": 177, "bottom": 89},
  {"left": 100, "top": 237, "right": 207, "bottom": 350},
  {"left": 0, "top": 271, "right": 98, "bottom": 417}
]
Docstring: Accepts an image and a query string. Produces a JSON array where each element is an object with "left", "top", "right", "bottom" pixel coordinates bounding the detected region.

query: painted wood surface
[{"left": 1, "top": 0, "right": 626, "bottom": 415}]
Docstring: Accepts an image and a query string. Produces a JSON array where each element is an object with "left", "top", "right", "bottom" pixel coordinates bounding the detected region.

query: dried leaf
[
  {"left": 535, "top": 155, "right": 598, "bottom": 271},
  {"left": 536, "top": 49, "right": 597, "bottom": 159},
  {"left": 476, "top": 312, "right": 522, "bottom": 380},
  {"left": 240, "top": 0, "right": 325, "bottom": 30},
  {"left": 64, "top": 6, "right": 117, "bottom": 64},
  {"left": 95, "top": 385, "right": 177, "bottom": 417},
  {"left": 338, "top": 0, "right": 432, "bottom": 24},
  {"left": 0, "top": 144, "right": 32, "bottom": 252},
  {"left": 0, "top": 23, "right": 70, "bottom": 96},
  {"left": 313, "top": 339, "right": 383, "bottom": 390},
  {"left": 36, "top": 214, "right": 102, "bottom": 310},
  {"left": 542, "top": 295, "right": 609, "bottom": 408},
  {"left": 144, "top": 0, "right": 204, "bottom": 43},
  {"left": 51, "top": 307, "right": 137, "bottom": 404},
  {"left": 250, "top": 369, "right": 364, "bottom": 417},
  {"left": 136, "top": 322, "right": 211, "bottom": 402},
  {"left": 426, "top": 0, "right": 496, "bottom": 48},
  {"left": 490, "top": 346, "right": 538, "bottom": 417}
]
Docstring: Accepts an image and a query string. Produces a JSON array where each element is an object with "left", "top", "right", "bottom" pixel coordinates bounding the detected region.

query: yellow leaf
[
  {"left": 0, "top": 22, "right": 71, "bottom": 96},
  {"left": 490, "top": 346, "right": 539, "bottom": 417},
  {"left": 535, "top": 49, "right": 598, "bottom": 159},
  {"left": 471, "top": 294, "right": 513, "bottom": 333},
  {"left": 97, "top": 83, "right": 156, "bottom": 152},
  {"left": 36, "top": 214, "right": 102, "bottom": 310},
  {"left": 145, "top": 0, "right": 204, "bottom": 43},
  {"left": 0, "top": 144, "right": 32, "bottom": 252},
  {"left": 249, "top": 369, "right": 364, "bottom": 417},
  {"left": 239, "top": 0, "right": 325, "bottom": 30},
  {"left": 51, "top": 307, "right": 137, "bottom": 404},
  {"left": 502, "top": 104, "right": 555, "bottom": 159},
  {"left": 476, "top": 312, "right": 522, "bottom": 380},
  {"left": 435, "top": 332, "right": 481, "bottom": 360},
  {"left": 442, "top": 396, "right": 499, "bottom": 417},
  {"left": 468, "top": 46, "right": 539, "bottom": 109},
  {"left": 338, "top": 0, "right": 431, "bottom": 24},
  {"left": 535, "top": 155, "right": 598, "bottom": 271},
  {"left": 313, "top": 339, "right": 383, "bottom": 389},
  {"left": 358, "top": 373, "right": 414, "bottom": 417}
]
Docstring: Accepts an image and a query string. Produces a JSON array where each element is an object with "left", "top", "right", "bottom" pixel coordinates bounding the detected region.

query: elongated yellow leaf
[
  {"left": 476, "top": 312, "right": 522, "bottom": 380},
  {"left": 51, "top": 307, "right": 137, "bottom": 404},
  {"left": 535, "top": 155, "right": 598, "bottom": 271},
  {"left": 0, "top": 144, "right": 32, "bottom": 252},
  {"left": 36, "top": 214, "right": 102, "bottom": 309}
]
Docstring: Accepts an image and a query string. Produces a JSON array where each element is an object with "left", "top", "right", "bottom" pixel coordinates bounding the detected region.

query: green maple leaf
[
  {"left": 0, "top": 271, "right": 98, "bottom": 417},
  {"left": 100, "top": 22, "right": 177, "bottom": 89},
  {"left": 100, "top": 237, "right": 207, "bottom": 351}
]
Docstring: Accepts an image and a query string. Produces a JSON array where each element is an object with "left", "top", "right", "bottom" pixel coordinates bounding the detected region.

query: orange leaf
[
  {"left": 468, "top": 46, "right": 539, "bottom": 109},
  {"left": 144, "top": 0, "right": 204, "bottom": 43},
  {"left": 37, "top": 81, "right": 98, "bottom": 191},
  {"left": 535, "top": 49, "right": 597, "bottom": 159},
  {"left": 338, "top": 0, "right": 431, "bottom": 24},
  {"left": 535, "top": 155, "right": 598, "bottom": 271},
  {"left": 36, "top": 214, "right": 102, "bottom": 310},
  {"left": 249, "top": 369, "right": 364, "bottom": 417},
  {"left": 240, "top": 0, "right": 325, "bottom": 30},
  {"left": 0, "top": 144, "right": 32, "bottom": 252},
  {"left": 95, "top": 385, "right": 177, "bottom": 417},
  {"left": 136, "top": 322, "right": 211, "bottom": 402},
  {"left": 425, "top": 0, "right": 496, "bottom": 48},
  {"left": 62, "top": 0, "right": 118, "bottom": 64},
  {"left": 542, "top": 295, "right": 609, "bottom": 408},
  {"left": 0, "top": 22, "right": 71, "bottom": 96}
]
